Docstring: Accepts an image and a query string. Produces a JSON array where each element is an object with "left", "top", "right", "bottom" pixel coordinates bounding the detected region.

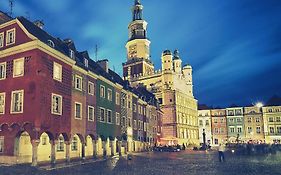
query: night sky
[{"left": 1, "top": 0, "right": 281, "bottom": 107}]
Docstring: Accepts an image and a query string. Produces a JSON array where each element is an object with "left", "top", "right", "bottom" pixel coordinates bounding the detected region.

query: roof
[
  {"left": 266, "top": 95, "right": 281, "bottom": 106},
  {"left": 0, "top": 11, "right": 12, "bottom": 24}
]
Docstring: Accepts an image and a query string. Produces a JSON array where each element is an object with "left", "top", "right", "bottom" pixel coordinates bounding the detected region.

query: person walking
[{"left": 218, "top": 143, "right": 226, "bottom": 162}]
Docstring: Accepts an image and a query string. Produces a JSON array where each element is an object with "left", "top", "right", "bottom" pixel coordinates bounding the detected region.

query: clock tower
[{"left": 123, "top": 0, "right": 154, "bottom": 79}]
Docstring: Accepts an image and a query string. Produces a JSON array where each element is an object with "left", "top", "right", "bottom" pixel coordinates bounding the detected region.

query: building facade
[
  {"left": 123, "top": 0, "right": 199, "bottom": 146},
  {"left": 0, "top": 11, "right": 160, "bottom": 165},
  {"left": 262, "top": 106, "right": 281, "bottom": 143},
  {"left": 210, "top": 109, "right": 228, "bottom": 146},
  {"left": 198, "top": 110, "right": 212, "bottom": 146},
  {"left": 244, "top": 106, "right": 265, "bottom": 142},
  {"left": 226, "top": 107, "right": 245, "bottom": 143}
]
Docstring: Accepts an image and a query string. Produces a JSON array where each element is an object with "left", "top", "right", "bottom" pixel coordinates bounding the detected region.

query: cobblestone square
[{"left": 1, "top": 151, "right": 281, "bottom": 175}]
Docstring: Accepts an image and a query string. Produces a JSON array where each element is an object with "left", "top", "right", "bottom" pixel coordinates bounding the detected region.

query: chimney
[
  {"left": 97, "top": 59, "right": 109, "bottom": 73},
  {"left": 34, "top": 20, "right": 44, "bottom": 29}
]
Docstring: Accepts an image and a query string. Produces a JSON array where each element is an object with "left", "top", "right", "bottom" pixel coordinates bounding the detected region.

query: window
[
  {"left": 100, "top": 108, "right": 105, "bottom": 122},
  {"left": 228, "top": 110, "right": 234, "bottom": 116},
  {"left": 53, "top": 62, "right": 62, "bottom": 81},
  {"left": 0, "top": 136, "right": 4, "bottom": 153},
  {"left": 235, "top": 109, "right": 242, "bottom": 115},
  {"left": 115, "top": 93, "right": 120, "bottom": 105},
  {"left": 100, "top": 85, "right": 105, "bottom": 98},
  {"left": 51, "top": 94, "right": 62, "bottom": 115},
  {"left": 107, "top": 110, "right": 112, "bottom": 123},
  {"left": 0, "top": 32, "right": 4, "bottom": 48},
  {"left": 214, "top": 139, "right": 218, "bottom": 145},
  {"left": 88, "top": 106, "right": 94, "bottom": 121},
  {"left": 84, "top": 58, "right": 88, "bottom": 67},
  {"left": 107, "top": 89, "right": 112, "bottom": 101},
  {"left": 220, "top": 118, "right": 224, "bottom": 123},
  {"left": 276, "top": 117, "right": 281, "bottom": 122},
  {"left": 41, "top": 136, "right": 47, "bottom": 145},
  {"left": 88, "top": 82, "right": 95, "bottom": 95},
  {"left": 128, "top": 101, "right": 131, "bottom": 109},
  {"left": 220, "top": 128, "right": 224, "bottom": 134},
  {"left": 277, "top": 127, "right": 281, "bottom": 133},
  {"left": 0, "top": 93, "right": 5, "bottom": 115},
  {"left": 13, "top": 58, "right": 24, "bottom": 77},
  {"left": 133, "top": 104, "right": 137, "bottom": 112},
  {"left": 71, "top": 136, "right": 78, "bottom": 151},
  {"left": 237, "top": 127, "right": 242, "bottom": 133},
  {"left": 269, "top": 117, "right": 274, "bottom": 122},
  {"left": 75, "top": 102, "right": 82, "bottom": 119},
  {"left": 247, "top": 117, "right": 252, "bottom": 123},
  {"left": 0, "top": 62, "right": 6, "bottom": 80},
  {"left": 122, "top": 116, "right": 126, "bottom": 127},
  {"left": 6, "top": 28, "right": 16, "bottom": 45},
  {"left": 268, "top": 109, "right": 273, "bottom": 113},
  {"left": 133, "top": 120, "right": 137, "bottom": 130},
  {"left": 11, "top": 90, "right": 24, "bottom": 114},
  {"left": 256, "top": 127, "right": 261, "bottom": 134},
  {"left": 205, "top": 120, "right": 209, "bottom": 126},
  {"left": 75, "top": 75, "right": 82, "bottom": 91},
  {"left": 230, "top": 127, "right": 235, "bottom": 133},
  {"left": 270, "top": 127, "right": 274, "bottom": 134},
  {"left": 214, "top": 119, "right": 218, "bottom": 124},
  {"left": 116, "top": 112, "right": 120, "bottom": 125},
  {"left": 214, "top": 128, "right": 218, "bottom": 134},
  {"left": 199, "top": 120, "right": 203, "bottom": 126},
  {"left": 248, "top": 127, "right": 252, "bottom": 133},
  {"left": 229, "top": 118, "right": 234, "bottom": 123},
  {"left": 255, "top": 117, "right": 260, "bottom": 123},
  {"left": 128, "top": 118, "right": 131, "bottom": 127},
  {"left": 236, "top": 118, "right": 242, "bottom": 122},
  {"left": 57, "top": 136, "right": 64, "bottom": 152},
  {"left": 69, "top": 49, "right": 75, "bottom": 59},
  {"left": 47, "top": 40, "right": 55, "bottom": 48}
]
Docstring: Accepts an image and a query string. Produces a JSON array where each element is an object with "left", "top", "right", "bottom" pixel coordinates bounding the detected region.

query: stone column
[
  {"left": 81, "top": 142, "right": 86, "bottom": 160},
  {"left": 65, "top": 141, "right": 71, "bottom": 163},
  {"left": 50, "top": 140, "right": 57, "bottom": 165},
  {"left": 118, "top": 141, "right": 122, "bottom": 156},
  {"left": 111, "top": 141, "right": 115, "bottom": 156},
  {"left": 31, "top": 140, "right": 40, "bottom": 166},
  {"left": 92, "top": 140, "right": 97, "bottom": 158},
  {"left": 102, "top": 141, "right": 107, "bottom": 157}
]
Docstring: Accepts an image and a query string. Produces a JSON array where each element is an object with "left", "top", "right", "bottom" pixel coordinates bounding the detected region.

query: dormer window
[
  {"left": 84, "top": 58, "right": 88, "bottom": 68},
  {"left": 6, "top": 28, "right": 16, "bottom": 46},
  {"left": 69, "top": 49, "right": 75, "bottom": 59},
  {"left": 47, "top": 40, "right": 55, "bottom": 48},
  {"left": 0, "top": 32, "right": 4, "bottom": 48}
]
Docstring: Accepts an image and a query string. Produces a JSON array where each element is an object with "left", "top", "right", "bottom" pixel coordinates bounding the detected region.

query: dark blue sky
[{"left": 1, "top": 0, "right": 281, "bottom": 107}]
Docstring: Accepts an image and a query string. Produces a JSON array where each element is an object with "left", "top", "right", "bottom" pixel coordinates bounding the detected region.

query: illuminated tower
[{"left": 123, "top": 0, "right": 154, "bottom": 78}]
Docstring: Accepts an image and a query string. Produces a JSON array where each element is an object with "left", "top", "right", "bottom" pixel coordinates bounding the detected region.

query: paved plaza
[{"left": 1, "top": 150, "right": 281, "bottom": 175}]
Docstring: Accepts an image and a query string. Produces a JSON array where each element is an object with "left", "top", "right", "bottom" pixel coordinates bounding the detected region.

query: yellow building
[
  {"left": 262, "top": 106, "right": 281, "bottom": 143},
  {"left": 123, "top": 1, "right": 198, "bottom": 146},
  {"left": 244, "top": 106, "right": 265, "bottom": 142}
]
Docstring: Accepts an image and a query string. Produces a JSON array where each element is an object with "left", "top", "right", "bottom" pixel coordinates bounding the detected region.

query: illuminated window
[
  {"left": 269, "top": 117, "right": 274, "bottom": 122},
  {"left": 57, "top": 136, "right": 64, "bottom": 152},
  {"left": 0, "top": 93, "right": 5, "bottom": 115},
  {"left": 11, "top": 90, "right": 24, "bottom": 114},
  {"left": 116, "top": 112, "right": 120, "bottom": 125},
  {"left": 100, "top": 85, "right": 105, "bottom": 98},
  {"left": 75, "top": 75, "right": 82, "bottom": 91},
  {"left": 255, "top": 117, "right": 260, "bottom": 123},
  {"left": 75, "top": 102, "right": 82, "bottom": 119},
  {"left": 88, "top": 106, "right": 94, "bottom": 121},
  {"left": 0, "top": 62, "right": 6, "bottom": 80},
  {"left": 107, "top": 89, "right": 112, "bottom": 101},
  {"left": 51, "top": 94, "right": 62, "bottom": 115},
  {"left": 0, "top": 136, "right": 4, "bottom": 153},
  {"left": 71, "top": 136, "right": 78, "bottom": 151},
  {"left": 270, "top": 127, "right": 274, "bottom": 134},
  {"left": 13, "top": 58, "right": 24, "bottom": 77},
  {"left": 6, "top": 28, "right": 15, "bottom": 45},
  {"left": 116, "top": 93, "right": 120, "bottom": 105},
  {"left": 0, "top": 32, "right": 4, "bottom": 48},
  {"left": 88, "top": 82, "right": 95, "bottom": 95},
  {"left": 53, "top": 62, "right": 62, "bottom": 81}
]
